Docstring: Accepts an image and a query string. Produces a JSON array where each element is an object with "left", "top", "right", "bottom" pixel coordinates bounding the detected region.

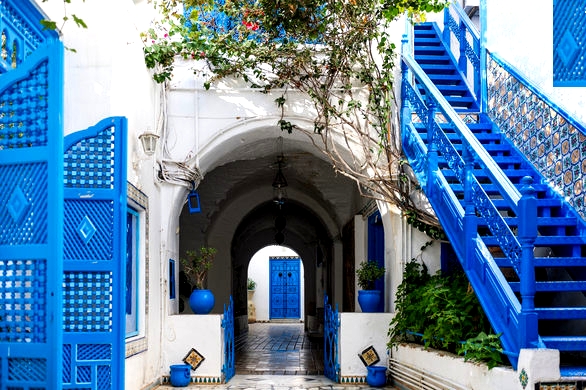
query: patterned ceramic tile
[{"left": 487, "top": 55, "right": 586, "bottom": 220}]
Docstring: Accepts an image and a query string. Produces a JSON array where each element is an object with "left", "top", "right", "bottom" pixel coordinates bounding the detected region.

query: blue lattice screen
[
  {"left": 0, "top": 1, "right": 63, "bottom": 388},
  {"left": 62, "top": 117, "right": 127, "bottom": 390},
  {"left": 0, "top": 0, "right": 46, "bottom": 73}
]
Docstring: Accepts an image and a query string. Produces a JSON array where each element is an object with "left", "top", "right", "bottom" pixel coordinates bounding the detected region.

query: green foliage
[
  {"left": 356, "top": 261, "right": 385, "bottom": 290},
  {"left": 405, "top": 210, "right": 447, "bottom": 241},
  {"left": 458, "top": 332, "right": 505, "bottom": 369},
  {"left": 180, "top": 246, "right": 217, "bottom": 289},
  {"left": 143, "top": 0, "right": 449, "bottom": 227},
  {"left": 247, "top": 277, "right": 256, "bottom": 290},
  {"left": 388, "top": 259, "right": 506, "bottom": 369}
]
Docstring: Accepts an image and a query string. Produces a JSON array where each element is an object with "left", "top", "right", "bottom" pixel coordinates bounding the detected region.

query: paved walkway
[
  {"left": 236, "top": 322, "right": 324, "bottom": 375},
  {"left": 155, "top": 322, "right": 397, "bottom": 389}
]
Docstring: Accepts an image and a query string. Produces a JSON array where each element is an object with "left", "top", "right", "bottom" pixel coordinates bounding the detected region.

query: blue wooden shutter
[
  {"left": 0, "top": 39, "right": 64, "bottom": 389},
  {"left": 62, "top": 117, "right": 127, "bottom": 389}
]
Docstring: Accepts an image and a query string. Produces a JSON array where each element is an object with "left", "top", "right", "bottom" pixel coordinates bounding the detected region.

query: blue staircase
[
  {"left": 413, "top": 23, "right": 478, "bottom": 112},
  {"left": 401, "top": 6, "right": 586, "bottom": 375}
]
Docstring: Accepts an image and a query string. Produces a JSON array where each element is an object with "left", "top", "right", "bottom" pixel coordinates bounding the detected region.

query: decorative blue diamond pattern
[
  {"left": 7, "top": 186, "right": 29, "bottom": 224},
  {"left": 77, "top": 216, "right": 97, "bottom": 244},
  {"left": 557, "top": 30, "right": 579, "bottom": 67}
]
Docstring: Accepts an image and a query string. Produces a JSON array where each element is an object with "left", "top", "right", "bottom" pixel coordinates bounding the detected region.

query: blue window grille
[{"left": 126, "top": 208, "right": 140, "bottom": 338}]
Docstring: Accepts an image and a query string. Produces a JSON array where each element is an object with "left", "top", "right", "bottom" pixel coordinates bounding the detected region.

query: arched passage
[{"left": 177, "top": 133, "right": 368, "bottom": 333}]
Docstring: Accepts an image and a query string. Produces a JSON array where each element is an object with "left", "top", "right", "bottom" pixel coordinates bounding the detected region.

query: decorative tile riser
[
  {"left": 340, "top": 375, "right": 367, "bottom": 384},
  {"left": 162, "top": 375, "right": 224, "bottom": 384}
]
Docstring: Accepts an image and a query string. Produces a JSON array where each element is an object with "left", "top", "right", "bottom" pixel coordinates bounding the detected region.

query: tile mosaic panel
[{"left": 487, "top": 54, "right": 586, "bottom": 220}]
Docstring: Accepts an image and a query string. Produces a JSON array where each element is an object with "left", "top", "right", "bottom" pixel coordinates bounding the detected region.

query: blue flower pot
[
  {"left": 366, "top": 365, "right": 387, "bottom": 387},
  {"left": 189, "top": 289, "right": 215, "bottom": 314},
  {"left": 170, "top": 364, "right": 191, "bottom": 387},
  {"left": 357, "top": 290, "right": 381, "bottom": 313}
]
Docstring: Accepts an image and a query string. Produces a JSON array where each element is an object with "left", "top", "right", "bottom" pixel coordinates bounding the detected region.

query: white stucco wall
[
  {"left": 339, "top": 313, "right": 394, "bottom": 377},
  {"left": 163, "top": 315, "right": 224, "bottom": 378},
  {"left": 34, "top": 1, "right": 167, "bottom": 389},
  {"left": 248, "top": 246, "right": 305, "bottom": 322}
]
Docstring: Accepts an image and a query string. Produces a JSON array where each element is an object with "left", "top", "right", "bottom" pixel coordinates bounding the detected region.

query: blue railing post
[
  {"left": 426, "top": 100, "right": 438, "bottom": 197},
  {"left": 458, "top": 20, "right": 468, "bottom": 77},
  {"left": 462, "top": 145, "right": 476, "bottom": 272},
  {"left": 442, "top": 9, "right": 451, "bottom": 52},
  {"left": 518, "top": 176, "right": 538, "bottom": 348},
  {"left": 479, "top": 0, "right": 488, "bottom": 113}
]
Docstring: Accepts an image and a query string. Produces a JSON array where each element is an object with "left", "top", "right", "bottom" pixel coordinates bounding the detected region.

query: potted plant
[
  {"left": 181, "top": 246, "right": 217, "bottom": 314},
  {"left": 356, "top": 260, "right": 385, "bottom": 313},
  {"left": 247, "top": 277, "right": 256, "bottom": 291}
]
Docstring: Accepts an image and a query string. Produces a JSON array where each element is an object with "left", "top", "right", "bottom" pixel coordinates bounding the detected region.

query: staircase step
[
  {"left": 414, "top": 37, "right": 442, "bottom": 46},
  {"left": 541, "top": 336, "right": 586, "bottom": 351},
  {"left": 559, "top": 366, "right": 586, "bottom": 377},
  {"left": 450, "top": 183, "right": 551, "bottom": 194},
  {"left": 419, "top": 63, "right": 459, "bottom": 74},
  {"left": 414, "top": 54, "right": 452, "bottom": 64},
  {"left": 489, "top": 198, "right": 563, "bottom": 209},
  {"left": 481, "top": 236, "right": 586, "bottom": 246},
  {"left": 494, "top": 257, "right": 586, "bottom": 267},
  {"left": 414, "top": 46, "right": 447, "bottom": 55},
  {"left": 509, "top": 281, "right": 586, "bottom": 292},
  {"left": 420, "top": 132, "right": 502, "bottom": 143},
  {"left": 479, "top": 217, "right": 578, "bottom": 227},
  {"left": 536, "top": 308, "right": 586, "bottom": 321}
]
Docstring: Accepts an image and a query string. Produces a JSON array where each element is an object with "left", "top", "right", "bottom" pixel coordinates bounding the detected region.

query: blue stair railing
[{"left": 401, "top": 2, "right": 586, "bottom": 373}]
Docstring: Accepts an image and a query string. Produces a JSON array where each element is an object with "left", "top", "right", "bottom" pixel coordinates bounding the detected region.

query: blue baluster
[
  {"left": 426, "top": 100, "right": 437, "bottom": 197},
  {"left": 518, "top": 176, "right": 538, "bottom": 348},
  {"left": 458, "top": 19, "right": 467, "bottom": 77},
  {"left": 462, "top": 145, "right": 476, "bottom": 272}
]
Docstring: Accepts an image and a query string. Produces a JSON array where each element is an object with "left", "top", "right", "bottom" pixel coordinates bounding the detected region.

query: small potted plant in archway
[
  {"left": 356, "top": 260, "right": 385, "bottom": 313},
  {"left": 181, "top": 246, "right": 217, "bottom": 314}
]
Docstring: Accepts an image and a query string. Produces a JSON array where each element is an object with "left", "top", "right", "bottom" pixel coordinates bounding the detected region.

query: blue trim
[
  {"left": 126, "top": 208, "right": 140, "bottom": 338},
  {"left": 169, "top": 259, "right": 176, "bottom": 299},
  {"left": 367, "top": 212, "right": 385, "bottom": 312},
  {"left": 489, "top": 52, "right": 586, "bottom": 134}
]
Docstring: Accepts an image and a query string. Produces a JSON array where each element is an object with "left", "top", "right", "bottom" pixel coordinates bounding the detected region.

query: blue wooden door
[
  {"left": 368, "top": 212, "right": 385, "bottom": 312},
  {"left": 62, "top": 117, "right": 127, "bottom": 389},
  {"left": 0, "top": 24, "right": 64, "bottom": 390},
  {"left": 269, "top": 257, "right": 300, "bottom": 319}
]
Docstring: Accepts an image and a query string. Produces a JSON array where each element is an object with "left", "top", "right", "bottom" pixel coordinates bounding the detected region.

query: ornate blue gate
[
  {"left": 62, "top": 117, "right": 127, "bottom": 389},
  {"left": 222, "top": 296, "right": 235, "bottom": 382},
  {"left": 324, "top": 295, "right": 340, "bottom": 382},
  {"left": 0, "top": 1, "right": 64, "bottom": 388}
]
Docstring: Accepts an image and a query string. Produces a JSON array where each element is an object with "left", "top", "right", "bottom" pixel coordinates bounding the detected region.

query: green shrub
[{"left": 388, "top": 258, "right": 506, "bottom": 369}]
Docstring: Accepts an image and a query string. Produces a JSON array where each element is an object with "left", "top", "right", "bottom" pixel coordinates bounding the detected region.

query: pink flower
[{"left": 243, "top": 20, "right": 259, "bottom": 31}]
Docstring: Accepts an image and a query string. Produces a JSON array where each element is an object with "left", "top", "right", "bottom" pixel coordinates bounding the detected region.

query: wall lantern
[
  {"left": 187, "top": 189, "right": 201, "bottom": 214},
  {"left": 138, "top": 131, "right": 159, "bottom": 156}
]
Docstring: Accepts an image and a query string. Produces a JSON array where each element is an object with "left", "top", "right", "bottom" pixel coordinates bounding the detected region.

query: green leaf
[{"left": 40, "top": 19, "right": 58, "bottom": 31}]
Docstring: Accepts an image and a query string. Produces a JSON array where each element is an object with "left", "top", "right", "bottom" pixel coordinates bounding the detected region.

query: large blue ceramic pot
[
  {"left": 169, "top": 364, "right": 190, "bottom": 387},
  {"left": 189, "top": 289, "right": 215, "bottom": 314},
  {"left": 357, "top": 290, "right": 381, "bottom": 313},
  {"left": 366, "top": 365, "right": 387, "bottom": 387}
]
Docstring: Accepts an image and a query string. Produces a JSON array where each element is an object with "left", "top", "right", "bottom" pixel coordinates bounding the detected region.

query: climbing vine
[{"left": 142, "top": 0, "right": 449, "bottom": 227}]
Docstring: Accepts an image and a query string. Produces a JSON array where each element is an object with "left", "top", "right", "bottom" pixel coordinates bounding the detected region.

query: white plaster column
[{"left": 354, "top": 215, "right": 368, "bottom": 312}]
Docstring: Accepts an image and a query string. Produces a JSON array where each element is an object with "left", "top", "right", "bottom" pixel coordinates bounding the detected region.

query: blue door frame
[{"left": 367, "top": 212, "right": 385, "bottom": 312}]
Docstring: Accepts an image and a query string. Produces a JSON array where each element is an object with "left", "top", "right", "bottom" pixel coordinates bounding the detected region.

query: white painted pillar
[{"left": 354, "top": 215, "right": 368, "bottom": 312}]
